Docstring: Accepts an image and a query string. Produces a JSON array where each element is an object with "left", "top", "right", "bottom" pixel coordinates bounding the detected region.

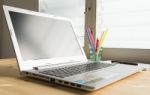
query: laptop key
[{"left": 39, "top": 63, "right": 115, "bottom": 78}]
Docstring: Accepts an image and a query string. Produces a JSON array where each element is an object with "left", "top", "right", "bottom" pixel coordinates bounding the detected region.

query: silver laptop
[{"left": 3, "top": 5, "right": 143, "bottom": 91}]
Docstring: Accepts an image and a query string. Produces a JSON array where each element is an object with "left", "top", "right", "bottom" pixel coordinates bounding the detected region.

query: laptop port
[
  {"left": 64, "top": 81, "right": 69, "bottom": 85},
  {"left": 58, "top": 80, "right": 62, "bottom": 83},
  {"left": 50, "top": 78, "right": 55, "bottom": 82},
  {"left": 70, "top": 83, "right": 75, "bottom": 86},
  {"left": 76, "top": 84, "right": 81, "bottom": 88}
]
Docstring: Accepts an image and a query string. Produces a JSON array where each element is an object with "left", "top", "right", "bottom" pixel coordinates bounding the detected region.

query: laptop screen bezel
[{"left": 3, "top": 5, "right": 87, "bottom": 71}]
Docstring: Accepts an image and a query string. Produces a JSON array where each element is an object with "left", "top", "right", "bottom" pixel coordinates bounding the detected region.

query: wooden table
[{"left": 0, "top": 58, "right": 150, "bottom": 95}]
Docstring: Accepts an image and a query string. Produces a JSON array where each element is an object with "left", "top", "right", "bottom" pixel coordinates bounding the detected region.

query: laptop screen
[{"left": 9, "top": 11, "right": 83, "bottom": 61}]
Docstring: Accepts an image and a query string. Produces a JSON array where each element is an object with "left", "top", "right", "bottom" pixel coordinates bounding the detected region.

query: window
[
  {"left": 39, "top": 0, "right": 85, "bottom": 46},
  {"left": 97, "top": 0, "right": 150, "bottom": 49}
]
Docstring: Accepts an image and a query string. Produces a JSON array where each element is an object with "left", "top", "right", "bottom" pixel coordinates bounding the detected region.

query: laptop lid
[{"left": 3, "top": 5, "right": 87, "bottom": 71}]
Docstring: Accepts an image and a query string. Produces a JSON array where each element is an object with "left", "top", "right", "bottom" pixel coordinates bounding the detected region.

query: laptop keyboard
[{"left": 39, "top": 63, "right": 115, "bottom": 78}]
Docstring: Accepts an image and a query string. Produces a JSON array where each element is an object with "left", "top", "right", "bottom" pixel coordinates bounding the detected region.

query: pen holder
[
  {"left": 89, "top": 46, "right": 103, "bottom": 62},
  {"left": 96, "top": 47, "right": 103, "bottom": 62},
  {"left": 89, "top": 45, "right": 96, "bottom": 61}
]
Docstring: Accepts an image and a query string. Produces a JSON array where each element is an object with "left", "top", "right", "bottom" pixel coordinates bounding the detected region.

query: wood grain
[{"left": 0, "top": 58, "right": 150, "bottom": 95}]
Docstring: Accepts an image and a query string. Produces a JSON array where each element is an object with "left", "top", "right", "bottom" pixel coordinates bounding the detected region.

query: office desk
[{"left": 0, "top": 58, "right": 150, "bottom": 95}]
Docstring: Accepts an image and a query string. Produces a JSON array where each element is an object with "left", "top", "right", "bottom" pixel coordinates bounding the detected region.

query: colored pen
[
  {"left": 85, "top": 28, "right": 95, "bottom": 53},
  {"left": 97, "top": 28, "right": 108, "bottom": 54},
  {"left": 88, "top": 28, "right": 95, "bottom": 49},
  {"left": 95, "top": 38, "right": 99, "bottom": 52}
]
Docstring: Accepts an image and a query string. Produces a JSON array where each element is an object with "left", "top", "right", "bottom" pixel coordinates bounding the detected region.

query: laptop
[{"left": 3, "top": 5, "right": 143, "bottom": 91}]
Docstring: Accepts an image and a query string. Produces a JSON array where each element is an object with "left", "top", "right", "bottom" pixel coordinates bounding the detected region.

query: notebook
[{"left": 3, "top": 5, "right": 143, "bottom": 91}]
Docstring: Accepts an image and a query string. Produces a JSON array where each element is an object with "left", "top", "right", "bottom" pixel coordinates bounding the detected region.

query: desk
[{"left": 0, "top": 58, "right": 150, "bottom": 95}]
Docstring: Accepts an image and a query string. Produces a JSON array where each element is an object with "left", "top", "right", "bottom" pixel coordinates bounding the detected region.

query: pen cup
[
  {"left": 89, "top": 45, "right": 96, "bottom": 61},
  {"left": 89, "top": 46, "right": 103, "bottom": 62},
  {"left": 96, "top": 47, "right": 103, "bottom": 62}
]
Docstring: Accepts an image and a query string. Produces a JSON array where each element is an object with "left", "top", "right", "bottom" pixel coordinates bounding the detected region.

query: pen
[
  {"left": 85, "top": 28, "right": 95, "bottom": 53},
  {"left": 88, "top": 28, "right": 95, "bottom": 49},
  {"left": 95, "top": 39, "right": 99, "bottom": 52},
  {"left": 97, "top": 29, "right": 108, "bottom": 54}
]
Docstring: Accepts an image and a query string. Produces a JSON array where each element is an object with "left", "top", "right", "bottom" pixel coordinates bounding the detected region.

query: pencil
[{"left": 97, "top": 28, "right": 108, "bottom": 54}]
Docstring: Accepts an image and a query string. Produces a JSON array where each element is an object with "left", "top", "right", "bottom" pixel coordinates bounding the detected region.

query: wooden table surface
[{"left": 0, "top": 58, "right": 150, "bottom": 95}]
